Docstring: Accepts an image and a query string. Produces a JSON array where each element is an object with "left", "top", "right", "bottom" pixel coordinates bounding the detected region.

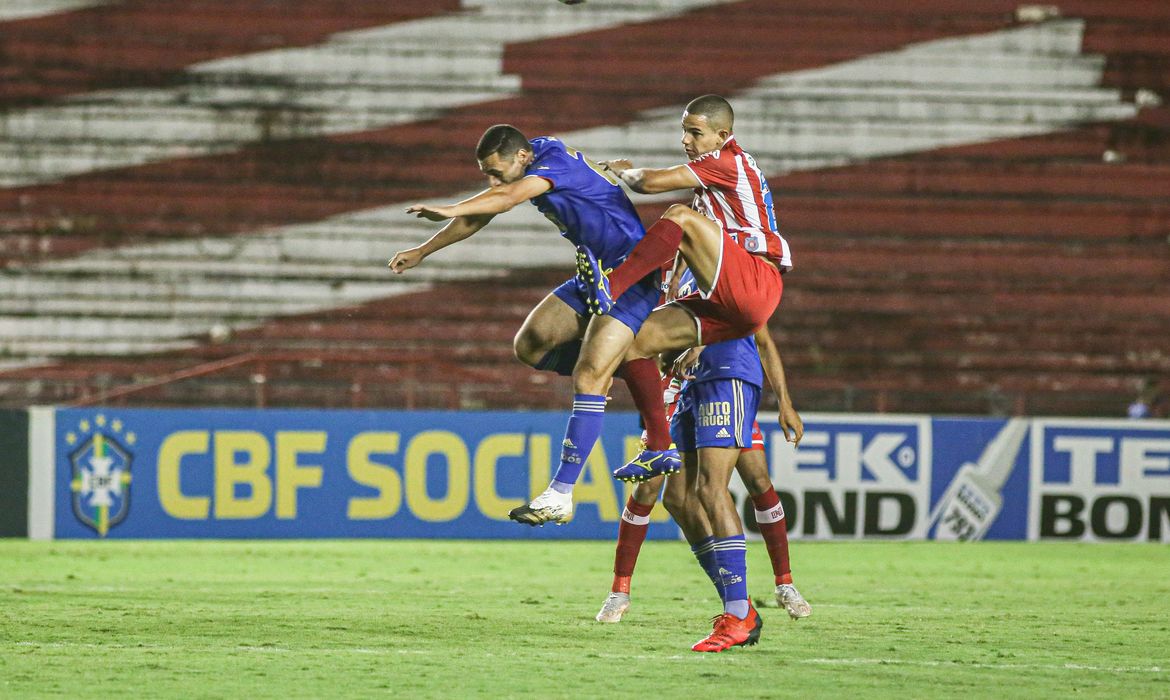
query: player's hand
[
  {"left": 598, "top": 159, "right": 632, "bottom": 175},
  {"left": 665, "top": 272, "right": 682, "bottom": 301},
  {"left": 388, "top": 248, "right": 424, "bottom": 274},
  {"left": 778, "top": 400, "right": 804, "bottom": 446},
  {"left": 670, "top": 346, "right": 704, "bottom": 380},
  {"left": 405, "top": 203, "right": 455, "bottom": 221}
]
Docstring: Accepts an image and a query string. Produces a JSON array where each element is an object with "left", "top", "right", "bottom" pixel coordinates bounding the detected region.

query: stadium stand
[{"left": 0, "top": 0, "right": 1167, "bottom": 416}]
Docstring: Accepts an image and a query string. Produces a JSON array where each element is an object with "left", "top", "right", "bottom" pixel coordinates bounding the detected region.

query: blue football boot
[
  {"left": 612, "top": 447, "right": 682, "bottom": 482},
  {"left": 575, "top": 247, "right": 615, "bottom": 316}
]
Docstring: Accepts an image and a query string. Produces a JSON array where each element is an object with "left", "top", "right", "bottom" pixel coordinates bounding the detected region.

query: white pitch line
[
  {"left": 9, "top": 641, "right": 1166, "bottom": 673},
  {"left": 801, "top": 658, "right": 1165, "bottom": 674}
]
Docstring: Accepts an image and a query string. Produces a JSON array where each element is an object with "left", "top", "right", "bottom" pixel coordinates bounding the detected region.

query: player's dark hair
[
  {"left": 685, "top": 94, "right": 734, "bottom": 131},
  {"left": 476, "top": 124, "right": 531, "bottom": 161}
]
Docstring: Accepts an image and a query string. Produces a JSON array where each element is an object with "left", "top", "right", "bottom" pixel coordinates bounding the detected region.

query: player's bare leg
[
  {"left": 510, "top": 314, "right": 644, "bottom": 526},
  {"left": 690, "top": 446, "right": 762, "bottom": 652},
  {"left": 599, "top": 454, "right": 722, "bottom": 623},
  {"left": 624, "top": 304, "right": 702, "bottom": 363},
  {"left": 513, "top": 292, "right": 589, "bottom": 371},
  {"left": 593, "top": 203, "right": 729, "bottom": 314},
  {"left": 736, "top": 450, "right": 811, "bottom": 619},
  {"left": 573, "top": 314, "right": 637, "bottom": 394},
  {"left": 516, "top": 291, "right": 677, "bottom": 485}
]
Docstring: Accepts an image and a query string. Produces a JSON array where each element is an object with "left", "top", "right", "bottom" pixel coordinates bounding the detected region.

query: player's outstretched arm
[
  {"left": 389, "top": 213, "right": 492, "bottom": 273},
  {"left": 599, "top": 159, "right": 701, "bottom": 195},
  {"left": 391, "top": 177, "right": 552, "bottom": 274},
  {"left": 755, "top": 326, "right": 803, "bottom": 446}
]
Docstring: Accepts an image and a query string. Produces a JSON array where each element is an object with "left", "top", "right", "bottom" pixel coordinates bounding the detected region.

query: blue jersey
[
  {"left": 675, "top": 269, "right": 765, "bottom": 388},
  {"left": 526, "top": 137, "right": 645, "bottom": 264}
]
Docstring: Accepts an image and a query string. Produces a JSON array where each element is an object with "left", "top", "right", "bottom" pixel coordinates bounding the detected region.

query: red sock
[
  {"left": 751, "top": 487, "right": 793, "bottom": 585},
  {"left": 620, "top": 358, "right": 671, "bottom": 450},
  {"left": 609, "top": 219, "right": 684, "bottom": 300},
  {"left": 613, "top": 497, "right": 654, "bottom": 593}
]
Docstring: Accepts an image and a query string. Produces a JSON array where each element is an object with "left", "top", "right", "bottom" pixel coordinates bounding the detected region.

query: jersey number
[{"left": 565, "top": 146, "right": 620, "bottom": 186}]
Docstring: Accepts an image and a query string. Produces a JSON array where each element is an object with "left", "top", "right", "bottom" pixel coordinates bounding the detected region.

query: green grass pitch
[{"left": 2, "top": 540, "right": 1168, "bottom": 698}]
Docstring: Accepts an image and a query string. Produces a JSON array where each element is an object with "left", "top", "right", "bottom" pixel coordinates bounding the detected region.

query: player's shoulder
[
  {"left": 530, "top": 136, "right": 566, "bottom": 157},
  {"left": 530, "top": 136, "right": 576, "bottom": 168}
]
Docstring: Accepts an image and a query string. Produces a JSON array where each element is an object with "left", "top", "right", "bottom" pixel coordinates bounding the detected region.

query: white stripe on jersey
[{"left": 733, "top": 156, "right": 764, "bottom": 230}]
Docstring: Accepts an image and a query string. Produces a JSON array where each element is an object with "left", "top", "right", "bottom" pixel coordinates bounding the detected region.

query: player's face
[
  {"left": 680, "top": 113, "right": 726, "bottom": 160},
  {"left": 478, "top": 150, "right": 531, "bottom": 187}
]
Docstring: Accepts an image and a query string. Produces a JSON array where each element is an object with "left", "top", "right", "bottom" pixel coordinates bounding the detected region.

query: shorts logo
[
  {"left": 66, "top": 414, "right": 135, "bottom": 537},
  {"left": 716, "top": 428, "right": 731, "bottom": 439}
]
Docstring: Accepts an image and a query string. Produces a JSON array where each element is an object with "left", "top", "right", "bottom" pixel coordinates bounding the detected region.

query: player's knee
[
  {"left": 661, "top": 487, "right": 686, "bottom": 517},
  {"left": 513, "top": 327, "right": 552, "bottom": 368},
  {"left": 632, "top": 478, "right": 661, "bottom": 505},
  {"left": 572, "top": 357, "right": 609, "bottom": 393},
  {"left": 662, "top": 203, "right": 693, "bottom": 225},
  {"left": 694, "top": 471, "right": 722, "bottom": 502},
  {"left": 741, "top": 472, "right": 772, "bottom": 498},
  {"left": 512, "top": 333, "right": 537, "bottom": 367}
]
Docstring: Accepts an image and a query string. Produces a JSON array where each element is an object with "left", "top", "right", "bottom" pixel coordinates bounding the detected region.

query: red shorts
[{"left": 671, "top": 232, "right": 783, "bottom": 345}]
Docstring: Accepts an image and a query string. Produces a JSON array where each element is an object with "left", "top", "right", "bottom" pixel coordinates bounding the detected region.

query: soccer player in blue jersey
[
  {"left": 389, "top": 124, "right": 680, "bottom": 525},
  {"left": 597, "top": 267, "right": 811, "bottom": 651}
]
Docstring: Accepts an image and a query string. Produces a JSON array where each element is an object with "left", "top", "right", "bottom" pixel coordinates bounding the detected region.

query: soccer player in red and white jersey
[{"left": 587, "top": 94, "right": 791, "bottom": 348}]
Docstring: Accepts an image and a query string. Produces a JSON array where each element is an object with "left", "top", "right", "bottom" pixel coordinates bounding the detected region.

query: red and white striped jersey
[{"left": 684, "top": 135, "right": 792, "bottom": 271}]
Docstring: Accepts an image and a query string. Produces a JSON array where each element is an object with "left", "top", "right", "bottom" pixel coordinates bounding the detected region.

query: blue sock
[
  {"left": 713, "top": 535, "right": 749, "bottom": 618},
  {"left": 690, "top": 536, "right": 721, "bottom": 597},
  {"left": 551, "top": 394, "right": 607, "bottom": 487}
]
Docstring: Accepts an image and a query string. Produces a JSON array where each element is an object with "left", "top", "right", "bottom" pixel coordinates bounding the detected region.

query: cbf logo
[{"left": 65, "top": 414, "right": 135, "bottom": 537}]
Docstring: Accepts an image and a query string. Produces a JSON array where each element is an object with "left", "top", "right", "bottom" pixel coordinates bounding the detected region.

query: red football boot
[{"left": 690, "top": 605, "right": 763, "bottom": 652}]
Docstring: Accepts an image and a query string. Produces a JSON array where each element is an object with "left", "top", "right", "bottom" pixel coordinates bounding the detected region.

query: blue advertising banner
[
  {"left": 47, "top": 408, "right": 1170, "bottom": 542},
  {"left": 52, "top": 407, "right": 662, "bottom": 540}
]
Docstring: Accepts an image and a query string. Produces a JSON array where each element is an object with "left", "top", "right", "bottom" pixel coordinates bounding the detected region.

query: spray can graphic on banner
[{"left": 927, "top": 419, "right": 1028, "bottom": 541}]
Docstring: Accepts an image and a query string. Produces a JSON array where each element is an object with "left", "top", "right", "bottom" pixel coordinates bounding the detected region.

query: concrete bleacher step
[
  {"left": 0, "top": 0, "right": 741, "bottom": 186},
  {"left": 2, "top": 2, "right": 1166, "bottom": 416}
]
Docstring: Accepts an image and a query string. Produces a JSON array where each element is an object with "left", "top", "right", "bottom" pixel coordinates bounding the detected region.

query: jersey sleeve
[{"left": 684, "top": 151, "right": 739, "bottom": 191}]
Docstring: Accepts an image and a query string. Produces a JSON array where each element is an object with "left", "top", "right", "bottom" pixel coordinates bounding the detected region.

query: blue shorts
[
  {"left": 670, "top": 379, "right": 761, "bottom": 452},
  {"left": 553, "top": 271, "right": 661, "bottom": 335}
]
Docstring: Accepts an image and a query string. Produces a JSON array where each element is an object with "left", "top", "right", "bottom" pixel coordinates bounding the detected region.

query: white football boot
[
  {"left": 508, "top": 487, "right": 573, "bottom": 526},
  {"left": 595, "top": 592, "right": 631, "bottom": 623},
  {"left": 776, "top": 583, "right": 812, "bottom": 619}
]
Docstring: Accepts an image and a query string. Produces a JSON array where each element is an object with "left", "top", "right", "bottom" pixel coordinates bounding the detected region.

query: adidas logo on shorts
[{"left": 716, "top": 428, "right": 731, "bottom": 438}]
